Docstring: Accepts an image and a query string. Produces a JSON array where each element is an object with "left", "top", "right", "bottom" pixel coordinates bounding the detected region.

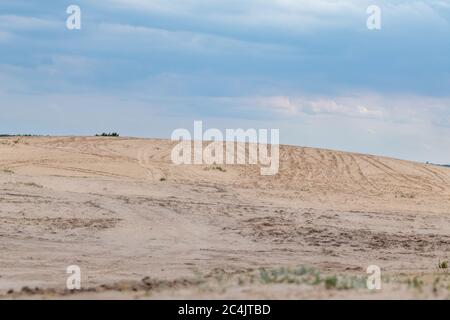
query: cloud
[
  {"left": 249, "top": 93, "right": 450, "bottom": 126},
  {"left": 0, "top": 0, "right": 450, "bottom": 163},
  {"left": 95, "top": 0, "right": 363, "bottom": 40},
  {"left": 93, "top": 22, "right": 294, "bottom": 56},
  {"left": 385, "top": 1, "right": 450, "bottom": 28},
  {"left": 2, "top": 0, "right": 449, "bottom": 96},
  {"left": 254, "top": 95, "right": 385, "bottom": 119},
  {"left": 0, "top": 14, "right": 59, "bottom": 31},
  {"left": 98, "top": 0, "right": 450, "bottom": 33},
  {"left": 0, "top": 30, "right": 11, "bottom": 42}
]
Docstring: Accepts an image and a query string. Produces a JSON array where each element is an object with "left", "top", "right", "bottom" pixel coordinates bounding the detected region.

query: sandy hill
[{"left": 0, "top": 136, "right": 450, "bottom": 299}]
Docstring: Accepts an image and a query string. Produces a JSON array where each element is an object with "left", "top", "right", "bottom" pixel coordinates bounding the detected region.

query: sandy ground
[{"left": 0, "top": 136, "right": 450, "bottom": 299}]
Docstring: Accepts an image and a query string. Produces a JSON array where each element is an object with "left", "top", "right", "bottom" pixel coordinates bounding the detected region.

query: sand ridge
[{"left": 1, "top": 136, "right": 450, "bottom": 299}]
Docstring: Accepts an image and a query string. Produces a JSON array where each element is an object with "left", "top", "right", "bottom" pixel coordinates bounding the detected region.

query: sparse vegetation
[
  {"left": 2, "top": 168, "right": 14, "bottom": 174},
  {"left": 407, "top": 276, "right": 423, "bottom": 290},
  {"left": 324, "top": 276, "right": 338, "bottom": 289},
  {"left": 258, "top": 266, "right": 317, "bottom": 285},
  {"left": 96, "top": 132, "right": 120, "bottom": 137},
  {"left": 426, "top": 161, "right": 450, "bottom": 168},
  {"left": 395, "top": 191, "right": 415, "bottom": 199},
  {"left": 0, "top": 134, "right": 38, "bottom": 137},
  {"left": 19, "top": 182, "right": 43, "bottom": 188},
  {"left": 204, "top": 165, "right": 226, "bottom": 172},
  {"left": 438, "top": 260, "right": 448, "bottom": 269},
  {"left": 256, "top": 266, "right": 367, "bottom": 290},
  {"left": 433, "top": 276, "right": 440, "bottom": 293}
]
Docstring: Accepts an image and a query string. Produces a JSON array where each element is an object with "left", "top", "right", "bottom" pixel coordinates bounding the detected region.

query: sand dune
[{"left": 1, "top": 136, "right": 450, "bottom": 299}]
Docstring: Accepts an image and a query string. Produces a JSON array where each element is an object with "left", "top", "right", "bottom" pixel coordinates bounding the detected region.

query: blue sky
[{"left": 1, "top": 0, "right": 450, "bottom": 163}]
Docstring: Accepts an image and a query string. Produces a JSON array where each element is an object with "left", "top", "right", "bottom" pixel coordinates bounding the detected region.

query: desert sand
[{"left": 0, "top": 136, "right": 449, "bottom": 299}]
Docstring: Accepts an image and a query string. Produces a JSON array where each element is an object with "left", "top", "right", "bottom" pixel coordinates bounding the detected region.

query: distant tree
[{"left": 95, "top": 132, "right": 120, "bottom": 137}]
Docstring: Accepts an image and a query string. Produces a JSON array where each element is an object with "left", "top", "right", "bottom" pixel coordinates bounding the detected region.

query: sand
[{"left": 0, "top": 136, "right": 449, "bottom": 299}]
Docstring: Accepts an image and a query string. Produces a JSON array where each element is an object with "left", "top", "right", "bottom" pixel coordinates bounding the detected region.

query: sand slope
[{"left": 1, "top": 136, "right": 450, "bottom": 299}]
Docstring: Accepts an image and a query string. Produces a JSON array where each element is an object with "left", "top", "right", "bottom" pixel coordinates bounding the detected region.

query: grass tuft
[{"left": 438, "top": 260, "right": 448, "bottom": 269}]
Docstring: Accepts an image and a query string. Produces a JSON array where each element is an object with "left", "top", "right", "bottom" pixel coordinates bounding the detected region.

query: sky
[{"left": 1, "top": 0, "right": 450, "bottom": 163}]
